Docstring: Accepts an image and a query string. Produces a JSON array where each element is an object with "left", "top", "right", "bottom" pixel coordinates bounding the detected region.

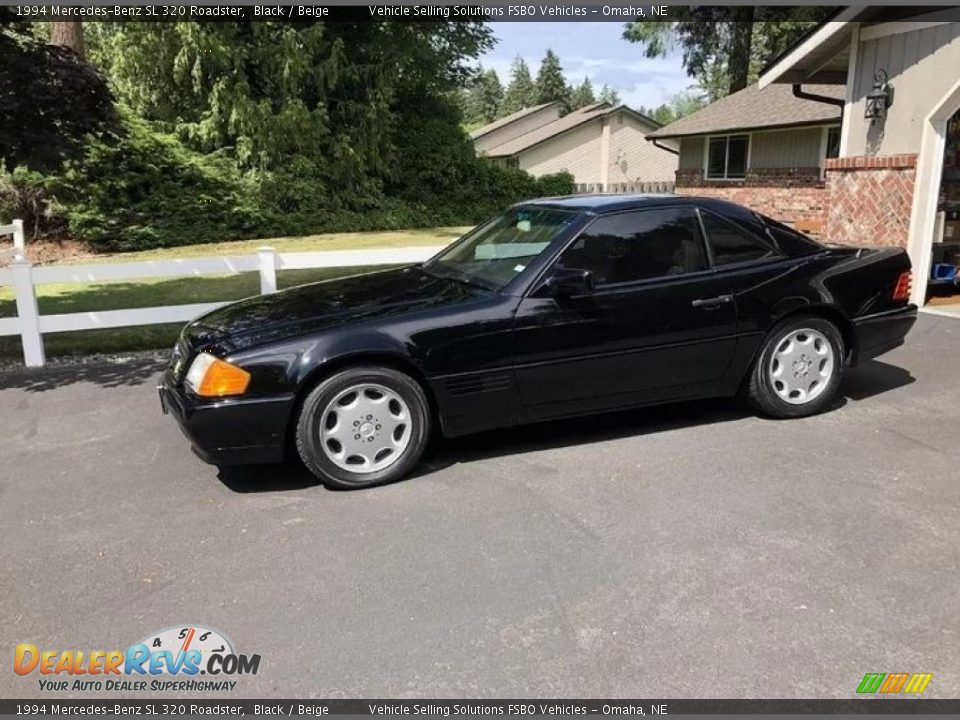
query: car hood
[{"left": 183, "top": 266, "right": 485, "bottom": 352}]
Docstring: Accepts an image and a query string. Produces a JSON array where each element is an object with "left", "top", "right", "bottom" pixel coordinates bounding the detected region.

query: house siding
[
  {"left": 678, "top": 137, "right": 704, "bottom": 170},
  {"left": 607, "top": 113, "right": 679, "bottom": 183},
  {"left": 848, "top": 22, "right": 960, "bottom": 156},
  {"left": 518, "top": 120, "right": 604, "bottom": 183},
  {"left": 473, "top": 105, "right": 561, "bottom": 155},
  {"left": 750, "top": 127, "right": 826, "bottom": 168}
]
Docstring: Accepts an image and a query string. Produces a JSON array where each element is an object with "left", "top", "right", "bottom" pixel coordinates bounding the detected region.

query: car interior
[{"left": 560, "top": 211, "right": 709, "bottom": 285}]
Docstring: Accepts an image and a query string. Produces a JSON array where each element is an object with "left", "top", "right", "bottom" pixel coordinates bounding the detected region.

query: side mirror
[{"left": 542, "top": 267, "right": 595, "bottom": 297}]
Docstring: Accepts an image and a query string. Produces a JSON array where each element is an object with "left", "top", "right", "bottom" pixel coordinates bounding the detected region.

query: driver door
[{"left": 511, "top": 206, "right": 739, "bottom": 419}]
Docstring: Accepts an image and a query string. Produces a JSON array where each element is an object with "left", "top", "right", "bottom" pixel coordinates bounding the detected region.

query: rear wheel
[
  {"left": 747, "top": 316, "right": 844, "bottom": 418},
  {"left": 296, "top": 366, "right": 431, "bottom": 489}
]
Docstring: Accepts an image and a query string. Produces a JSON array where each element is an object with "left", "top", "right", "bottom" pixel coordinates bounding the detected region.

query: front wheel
[
  {"left": 747, "top": 316, "right": 844, "bottom": 419},
  {"left": 295, "top": 366, "right": 431, "bottom": 489}
]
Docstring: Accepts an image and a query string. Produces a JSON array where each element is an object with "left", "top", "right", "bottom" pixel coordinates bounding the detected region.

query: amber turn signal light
[{"left": 185, "top": 353, "right": 251, "bottom": 397}]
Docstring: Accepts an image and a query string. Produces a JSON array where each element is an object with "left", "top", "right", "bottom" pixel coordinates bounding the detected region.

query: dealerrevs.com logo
[{"left": 14, "top": 625, "right": 261, "bottom": 692}]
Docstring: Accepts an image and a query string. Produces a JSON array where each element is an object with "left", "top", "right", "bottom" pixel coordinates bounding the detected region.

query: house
[
  {"left": 471, "top": 102, "right": 679, "bottom": 187},
  {"left": 649, "top": 9, "right": 960, "bottom": 308},
  {"left": 646, "top": 82, "right": 845, "bottom": 235},
  {"left": 470, "top": 102, "right": 562, "bottom": 156},
  {"left": 757, "top": 8, "right": 960, "bottom": 308}
]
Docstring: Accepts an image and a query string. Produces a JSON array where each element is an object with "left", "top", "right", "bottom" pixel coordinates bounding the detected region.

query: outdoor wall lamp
[{"left": 864, "top": 69, "right": 893, "bottom": 123}]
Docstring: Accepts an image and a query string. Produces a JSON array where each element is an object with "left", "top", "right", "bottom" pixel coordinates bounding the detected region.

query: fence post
[
  {"left": 11, "top": 258, "right": 44, "bottom": 367},
  {"left": 257, "top": 246, "right": 277, "bottom": 294},
  {"left": 12, "top": 219, "right": 25, "bottom": 259}
]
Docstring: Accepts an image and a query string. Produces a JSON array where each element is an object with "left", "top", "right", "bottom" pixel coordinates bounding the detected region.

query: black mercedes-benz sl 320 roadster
[{"left": 160, "top": 194, "right": 917, "bottom": 488}]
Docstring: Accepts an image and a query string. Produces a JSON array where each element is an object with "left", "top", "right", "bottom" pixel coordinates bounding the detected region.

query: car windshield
[{"left": 423, "top": 206, "right": 577, "bottom": 290}]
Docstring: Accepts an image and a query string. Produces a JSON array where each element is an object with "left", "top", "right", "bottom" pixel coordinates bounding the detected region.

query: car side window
[
  {"left": 699, "top": 210, "right": 775, "bottom": 266},
  {"left": 559, "top": 208, "right": 708, "bottom": 286}
]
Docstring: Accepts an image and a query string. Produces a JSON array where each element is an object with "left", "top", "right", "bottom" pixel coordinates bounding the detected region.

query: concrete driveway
[{"left": 2, "top": 315, "right": 959, "bottom": 699}]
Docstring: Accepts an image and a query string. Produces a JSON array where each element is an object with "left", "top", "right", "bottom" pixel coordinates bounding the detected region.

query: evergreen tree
[
  {"left": 478, "top": 68, "right": 504, "bottom": 122},
  {"left": 50, "top": 21, "right": 85, "bottom": 58},
  {"left": 598, "top": 85, "right": 621, "bottom": 105},
  {"left": 639, "top": 88, "right": 708, "bottom": 126},
  {"left": 463, "top": 66, "right": 503, "bottom": 125},
  {"left": 534, "top": 49, "right": 571, "bottom": 114},
  {"left": 499, "top": 56, "right": 536, "bottom": 117},
  {"left": 569, "top": 76, "right": 596, "bottom": 110}
]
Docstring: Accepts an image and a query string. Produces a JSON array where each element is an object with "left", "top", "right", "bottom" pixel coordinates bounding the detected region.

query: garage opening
[{"left": 927, "top": 108, "right": 960, "bottom": 310}]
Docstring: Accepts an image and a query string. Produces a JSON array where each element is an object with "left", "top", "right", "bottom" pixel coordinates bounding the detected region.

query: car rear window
[{"left": 699, "top": 210, "right": 775, "bottom": 266}]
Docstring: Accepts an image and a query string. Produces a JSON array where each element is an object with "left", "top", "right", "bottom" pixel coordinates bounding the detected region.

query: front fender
[{"left": 228, "top": 329, "right": 423, "bottom": 395}]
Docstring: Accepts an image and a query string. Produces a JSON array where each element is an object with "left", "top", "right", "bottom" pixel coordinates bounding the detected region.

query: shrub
[
  {"left": 0, "top": 167, "right": 68, "bottom": 238},
  {"left": 53, "top": 114, "right": 265, "bottom": 251},
  {"left": 2, "top": 109, "right": 574, "bottom": 252}
]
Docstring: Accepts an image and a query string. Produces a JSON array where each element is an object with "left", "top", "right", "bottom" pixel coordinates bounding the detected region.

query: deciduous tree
[{"left": 623, "top": 9, "right": 831, "bottom": 97}]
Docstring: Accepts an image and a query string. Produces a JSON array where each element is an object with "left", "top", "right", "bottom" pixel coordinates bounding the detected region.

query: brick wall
[
  {"left": 675, "top": 167, "right": 829, "bottom": 230},
  {"left": 823, "top": 154, "right": 917, "bottom": 248}
]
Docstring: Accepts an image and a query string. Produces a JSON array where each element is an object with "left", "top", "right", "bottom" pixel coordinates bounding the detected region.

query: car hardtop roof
[{"left": 516, "top": 193, "right": 746, "bottom": 215}]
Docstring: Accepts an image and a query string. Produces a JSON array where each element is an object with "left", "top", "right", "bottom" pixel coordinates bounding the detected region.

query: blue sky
[{"left": 478, "top": 22, "right": 691, "bottom": 110}]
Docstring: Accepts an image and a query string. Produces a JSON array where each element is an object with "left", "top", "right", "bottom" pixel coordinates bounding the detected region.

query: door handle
[{"left": 691, "top": 294, "right": 733, "bottom": 308}]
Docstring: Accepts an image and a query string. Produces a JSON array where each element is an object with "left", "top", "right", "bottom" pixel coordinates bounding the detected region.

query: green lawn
[
  {"left": 0, "top": 227, "right": 468, "bottom": 361},
  {"left": 56, "top": 226, "right": 469, "bottom": 264}
]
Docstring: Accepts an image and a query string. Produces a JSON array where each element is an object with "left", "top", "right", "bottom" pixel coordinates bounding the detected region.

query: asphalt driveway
[{"left": 2, "top": 314, "right": 959, "bottom": 699}]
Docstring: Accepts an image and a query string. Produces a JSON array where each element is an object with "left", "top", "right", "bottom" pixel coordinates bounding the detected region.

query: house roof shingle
[
  {"left": 485, "top": 104, "right": 660, "bottom": 158},
  {"left": 468, "top": 102, "right": 559, "bottom": 140},
  {"left": 647, "top": 83, "right": 844, "bottom": 139}
]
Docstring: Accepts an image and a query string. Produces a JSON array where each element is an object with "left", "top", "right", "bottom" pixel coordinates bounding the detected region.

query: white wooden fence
[
  {"left": 0, "top": 220, "right": 444, "bottom": 368},
  {"left": 573, "top": 181, "right": 675, "bottom": 194}
]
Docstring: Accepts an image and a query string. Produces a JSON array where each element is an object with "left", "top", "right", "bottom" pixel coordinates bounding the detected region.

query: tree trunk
[
  {"left": 727, "top": 8, "right": 755, "bottom": 94},
  {"left": 50, "top": 21, "right": 85, "bottom": 59}
]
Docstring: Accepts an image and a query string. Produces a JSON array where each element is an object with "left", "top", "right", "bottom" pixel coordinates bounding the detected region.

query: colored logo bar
[{"left": 856, "top": 672, "right": 933, "bottom": 694}]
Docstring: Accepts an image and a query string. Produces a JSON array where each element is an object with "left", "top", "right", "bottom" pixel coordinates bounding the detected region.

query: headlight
[{"left": 184, "top": 353, "right": 251, "bottom": 398}]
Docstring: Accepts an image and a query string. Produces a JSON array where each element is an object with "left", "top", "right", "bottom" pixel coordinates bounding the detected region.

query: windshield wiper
[{"left": 418, "top": 264, "right": 495, "bottom": 291}]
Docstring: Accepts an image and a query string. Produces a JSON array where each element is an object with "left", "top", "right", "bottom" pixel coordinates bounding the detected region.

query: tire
[
  {"left": 295, "top": 366, "right": 431, "bottom": 489},
  {"left": 747, "top": 316, "right": 844, "bottom": 419}
]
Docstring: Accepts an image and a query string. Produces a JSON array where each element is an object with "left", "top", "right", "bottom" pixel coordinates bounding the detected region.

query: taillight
[{"left": 892, "top": 270, "right": 912, "bottom": 302}]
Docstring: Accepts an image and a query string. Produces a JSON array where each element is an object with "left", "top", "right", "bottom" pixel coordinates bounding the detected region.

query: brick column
[{"left": 823, "top": 154, "right": 917, "bottom": 247}]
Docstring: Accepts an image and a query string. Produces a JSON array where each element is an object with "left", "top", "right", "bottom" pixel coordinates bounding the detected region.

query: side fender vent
[{"left": 444, "top": 372, "right": 513, "bottom": 397}]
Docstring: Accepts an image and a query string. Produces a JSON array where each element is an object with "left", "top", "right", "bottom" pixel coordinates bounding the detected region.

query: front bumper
[
  {"left": 159, "top": 372, "right": 294, "bottom": 465},
  {"left": 852, "top": 304, "right": 918, "bottom": 364}
]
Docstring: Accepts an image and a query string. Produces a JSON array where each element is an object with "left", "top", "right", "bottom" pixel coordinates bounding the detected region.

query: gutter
[
  {"left": 792, "top": 83, "right": 845, "bottom": 114},
  {"left": 792, "top": 84, "right": 845, "bottom": 182},
  {"left": 652, "top": 139, "right": 678, "bottom": 156}
]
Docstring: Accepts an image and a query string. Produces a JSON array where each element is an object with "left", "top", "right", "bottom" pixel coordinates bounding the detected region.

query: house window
[
  {"left": 825, "top": 126, "right": 841, "bottom": 159},
  {"left": 706, "top": 135, "right": 749, "bottom": 180},
  {"left": 506, "top": 158, "right": 519, "bottom": 170}
]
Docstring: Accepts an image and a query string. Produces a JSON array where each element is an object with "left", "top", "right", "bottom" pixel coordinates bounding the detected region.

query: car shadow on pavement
[
  {"left": 217, "top": 459, "right": 323, "bottom": 493},
  {"left": 0, "top": 355, "right": 165, "bottom": 392},
  {"left": 216, "top": 398, "right": 753, "bottom": 493},
  {"left": 422, "top": 398, "right": 750, "bottom": 475},
  {"left": 212, "top": 359, "right": 915, "bottom": 493},
  {"left": 840, "top": 359, "right": 915, "bottom": 401}
]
